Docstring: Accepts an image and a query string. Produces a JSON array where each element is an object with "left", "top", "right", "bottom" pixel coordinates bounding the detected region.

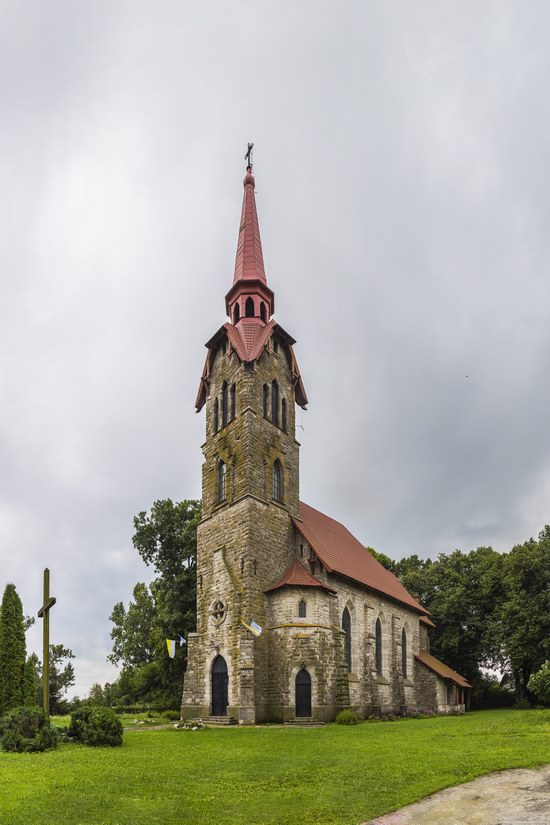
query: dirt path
[{"left": 363, "top": 765, "right": 550, "bottom": 825}]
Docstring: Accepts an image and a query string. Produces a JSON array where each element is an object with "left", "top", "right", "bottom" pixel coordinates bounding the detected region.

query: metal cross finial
[{"left": 244, "top": 142, "right": 254, "bottom": 168}]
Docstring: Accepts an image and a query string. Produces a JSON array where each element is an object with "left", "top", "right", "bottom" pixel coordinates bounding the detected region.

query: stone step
[
  {"left": 203, "top": 716, "right": 238, "bottom": 726},
  {"left": 285, "top": 718, "right": 326, "bottom": 727}
]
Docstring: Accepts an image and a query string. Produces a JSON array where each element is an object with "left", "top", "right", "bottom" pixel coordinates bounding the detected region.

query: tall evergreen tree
[
  {"left": 0, "top": 584, "right": 27, "bottom": 715},
  {"left": 22, "top": 656, "right": 39, "bottom": 708}
]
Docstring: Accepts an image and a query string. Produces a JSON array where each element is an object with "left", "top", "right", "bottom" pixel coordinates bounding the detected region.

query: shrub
[
  {"left": 163, "top": 710, "right": 181, "bottom": 721},
  {"left": 513, "top": 697, "right": 531, "bottom": 710},
  {"left": 68, "top": 706, "right": 123, "bottom": 746},
  {"left": 528, "top": 662, "right": 550, "bottom": 706},
  {"left": 0, "top": 706, "right": 58, "bottom": 753},
  {"left": 335, "top": 709, "right": 360, "bottom": 725}
]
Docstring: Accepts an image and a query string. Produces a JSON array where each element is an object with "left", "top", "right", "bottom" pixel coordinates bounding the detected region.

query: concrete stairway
[
  {"left": 284, "top": 718, "right": 326, "bottom": 727},
  {"left": 203, "top": 715, "right": 238, "bottom": 726}
]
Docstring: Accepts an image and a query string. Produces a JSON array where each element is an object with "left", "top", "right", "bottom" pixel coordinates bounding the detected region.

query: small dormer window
[
  {"left": 245, "top": 297, "right": 254, "bottom": 317},
  {"left": 234, "top": 303, "right": 240, "bottom": 323},
  {"left": 260, "top": 301, "right": 266, "bottom": 322}
]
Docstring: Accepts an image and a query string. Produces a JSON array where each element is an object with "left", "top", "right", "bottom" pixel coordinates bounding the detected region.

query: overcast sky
[{"left": 1, "top": 1, "right": 549, "bottom": 696}]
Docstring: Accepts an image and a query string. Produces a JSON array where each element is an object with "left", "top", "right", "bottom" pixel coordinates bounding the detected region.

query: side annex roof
[{"left": 415, "top": 651, "right": 471, "bottom": 688}]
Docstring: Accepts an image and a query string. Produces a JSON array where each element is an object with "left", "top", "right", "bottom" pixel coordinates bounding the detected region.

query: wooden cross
[
  {"left": 37, "top": 568, "right": 56, "bottom": 717},
  {"left": 244, "top": 142, "right": 254, "bottom": 168}
]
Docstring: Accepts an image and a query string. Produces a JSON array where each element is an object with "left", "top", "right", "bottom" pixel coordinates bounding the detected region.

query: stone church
[{"left": 181, "top": 159, "right": 470, "bottom": 724}]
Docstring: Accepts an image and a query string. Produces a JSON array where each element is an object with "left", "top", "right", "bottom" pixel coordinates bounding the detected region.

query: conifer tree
[
  {"left": 22, "top": 656, "right": 39, "bottom": 708},
  {"left": 0, "top": 584, "right": 27, "bottom": 715}
]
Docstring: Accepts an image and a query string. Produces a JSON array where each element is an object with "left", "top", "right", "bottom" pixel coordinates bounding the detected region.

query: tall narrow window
[
  {"left": 342, "top": 607, "right": 352, "bottom": 672},
  {"left": 375, "top": 618, "right": 383, "bottom": 675},
  {"left": 263, "top": 383, "right": 269, "bottom": 418},
  {"left": 217, "top": 460, "right": 226, "bottom": 502},
  {"left": 272, "top": 460, "right": 283, "bottom": 502},
  {"left": 245, "top": 297, "right": 254, "bottom": 317},
  {"left": 281, "top": 398, "right": 287, "bottom": 432},
  {"left": 221, "top": 381, "right": 228, "bottom": 427},
  {"left": 401, "top": 627, "right": 407, "bottom": 677},
  {"left": 233, "top": 303, "right": 240, "bottom": 323},
  {"left": 230, "top": 383, "right": 236, "bottom": 420},
  {"left": 298, "top": 599, "right": 307, "bottom": 618},
  {"left": 213, "top": 398, "right": 219, "bottom": 434},
  {"left": 260, "top": 301, "right": 266, "bottom": 322},
  {"left": 271, "top": 380, "right": 279, "bottom": 426}
]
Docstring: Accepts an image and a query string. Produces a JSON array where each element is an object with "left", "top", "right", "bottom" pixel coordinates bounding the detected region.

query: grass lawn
[{"left": 1, "top": 710, "right": 549, "bottom": 825}]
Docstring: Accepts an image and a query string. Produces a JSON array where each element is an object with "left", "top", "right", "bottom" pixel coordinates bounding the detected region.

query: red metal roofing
[
  {"left": 415, "top": 651, "right": 471, "bottom": 687},
  {"left": 195, "top": 321, "right": 308, "bottom": 411},
  {"left": 265, "top": 559, "right": 336, "bottom": 593},
  {"left": 233, "top": 168, "right": 266, "bottom": 285},
  {"left": 293, "top": 502, "right": 428, "bottom": 614}
]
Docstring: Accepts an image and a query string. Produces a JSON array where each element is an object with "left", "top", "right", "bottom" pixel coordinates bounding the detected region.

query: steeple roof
[
  {"left": 225, "top": 165, "right": 274, "bottom": 318},
  {"left": 265, "top": 560, "right": 336, "bottom": 593},
  {"left": 232, "top": 167, "right": 266, "bottom": 285}
]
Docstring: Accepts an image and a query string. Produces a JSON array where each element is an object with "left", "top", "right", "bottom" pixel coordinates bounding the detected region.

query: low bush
[
  {"left": 528, "top": 661, "right": 550, "bottom": 706},
  {"left": 163, "top": 710, "right": 181, "bottom": 721},
  {"left": 335, "top": 709, "right": 361, "bottom": 725},
  {"left": 68, "top": 706, "right": 123, "bottom": 747},
  {"left": 513, "top": 697, "right": 531, "bottom": 710},
  {"left": 0, "top": 706, "right": 58, "bottom": 753}
]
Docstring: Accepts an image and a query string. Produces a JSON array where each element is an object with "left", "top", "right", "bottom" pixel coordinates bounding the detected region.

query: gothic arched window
[
  {"left": 213, "top": 398, "right": 219, "bottom": 434},
  {"left": 375, "top": 618, "right": 383, "bottom": 675},
  {"left": 260, "top": 301, "right": 266, "bottom": 322},
  {"left": 402, "top": 627, "right": 407, "bottom": 677},
  {"left": 231, "top": 383, "right": 236, "bottom": 420},
  {"left": 298, "top": 599, "right": 307, "bottom": 618},
  {"left": 221, "top": 381, "right": 228, "bottom": 427},
  {"left": 271, "top": 380, "right": 279, "bottom": 426},
  {"left": 281, "top": 398, "right": 287, "bottom": 432},
  {"left": 342, "top": 607, "right": 352, "bottom": 672},
  {"left": 234, "top": 303, "right": 240, "bottom": 323},
  {"left": 263, "top": 383, "right": 269, "bottom": 418},
  {"left": 272, "top": 459, "right": 283, "bottom": 502},
  {"left": 245, "top": 297, "right": 254, "bottom": 317},
  {"left": 218, "top": 460, "right": 227, "bottom": 503}
]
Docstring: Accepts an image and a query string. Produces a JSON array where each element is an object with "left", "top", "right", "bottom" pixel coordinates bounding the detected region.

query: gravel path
[{"left": 363, "top": 766, "right": 550, "bottom": 825}]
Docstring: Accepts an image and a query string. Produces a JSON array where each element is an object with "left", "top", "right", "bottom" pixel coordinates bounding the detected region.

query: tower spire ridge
[{"left": 225, "top": 145, "right": 275, "bottom": 322}]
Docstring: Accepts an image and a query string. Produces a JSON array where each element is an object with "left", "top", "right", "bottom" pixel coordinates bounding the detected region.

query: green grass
[{"left": 1, "top": 710, "right": 549, "bottom": 825}]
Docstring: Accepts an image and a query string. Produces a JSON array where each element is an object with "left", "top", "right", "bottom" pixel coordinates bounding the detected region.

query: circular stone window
[{"left": 211, "top": 599, "right": 227, "bottom": 627}]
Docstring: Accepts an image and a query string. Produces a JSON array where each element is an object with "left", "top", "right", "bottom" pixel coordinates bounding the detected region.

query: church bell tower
[{"left": 181, "top": 153, "right": 308, "bottom": 723}]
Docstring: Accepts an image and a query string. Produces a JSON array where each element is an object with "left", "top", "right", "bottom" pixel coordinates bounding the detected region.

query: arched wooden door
[
  {"left": 211, "top": 655, "right": 228, "bottom": 716},
  {"left": 295, "top": 668, "right": 312, "bottom": 717}
]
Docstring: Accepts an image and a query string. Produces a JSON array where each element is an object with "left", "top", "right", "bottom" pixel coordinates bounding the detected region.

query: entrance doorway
[
  {"left": 212, "top": 655, "right": 228, "bottom": 716},
  {"left": 295, "top": 668, "right": 312, "bottom": 717}
]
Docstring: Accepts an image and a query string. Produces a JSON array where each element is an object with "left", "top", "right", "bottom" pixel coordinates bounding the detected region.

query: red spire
[
  {"left": 233, "top": 168, "right": 266, "bottom": 284},
  {"left": 225, "top": 159, "right": 275, "bottom": 322}
]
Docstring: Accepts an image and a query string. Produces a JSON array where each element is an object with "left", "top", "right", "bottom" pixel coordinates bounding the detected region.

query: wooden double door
[
  {"left": 212, "top": 655, "right": 228, "bottom": 716},
  {"left": 295, "top": 668, "right": 312, "bottom": 717}
]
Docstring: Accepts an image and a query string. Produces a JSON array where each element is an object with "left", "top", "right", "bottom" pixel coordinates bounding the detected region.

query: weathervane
[{"left": 244, "top": 142, "right": 254, "bottom": 169}]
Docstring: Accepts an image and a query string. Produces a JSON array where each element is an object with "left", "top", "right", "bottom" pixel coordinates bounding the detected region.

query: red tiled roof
[
  {"left": 415, "top": 651, "right": 471, "bottom": 687},
  {"left": 195, "top": 321, "right": 308, "bottom": 411},
  {"left": 265, "top": 559, "right": 336, "bottom": 593},
  {"left": 420, "top": 615, "right": 436, "bottom": 628},
  {"left": 293, "top": 502, "right": 428, "bottom": 614},
  {"left": 233, "top": 168, "right": 266, "bottom": 285}
]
